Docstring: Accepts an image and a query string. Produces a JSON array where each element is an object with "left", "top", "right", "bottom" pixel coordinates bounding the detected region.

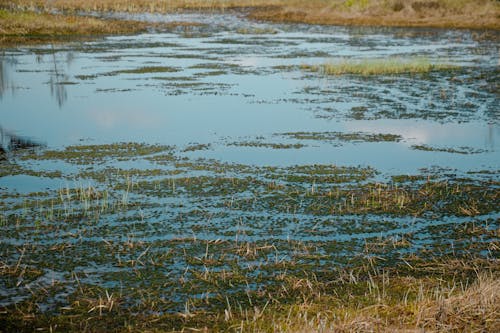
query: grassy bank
[
  {"left": 5, "top": 0, "right": 500, "bottom": 29},
  {"left": 1, "top": 1, "right": 498, "bottom": 45},
  {"left": 0, "top": 9, "right": 198, "bottom": 46},
  {"left": 0, "top": 9, "right": 150, "bottom": 45}
]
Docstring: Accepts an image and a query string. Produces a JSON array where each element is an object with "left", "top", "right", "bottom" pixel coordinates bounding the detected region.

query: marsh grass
[
  {"left": 412, "top": 144, "right": 488, "bottom": 154},
  {"left": 1, "top": 144, "right": 499, "bottom": 332},
  {"left": 0, "top": 9, "right": 198, "bottom": 45},
  {"left": 5, "top": 0, "right": 499, "bottom": 29},
  {"left": 249, "top": 272, "right": 500, "bottom": 332},
  {"left": 0, "top": 9, "right": 149, "bottom": 36},
  {"left": 302, "top": 57, "right": 457, "bottom": 76},
  {"left": 247, "top": 0, "right": 500, "bottom": 29}
]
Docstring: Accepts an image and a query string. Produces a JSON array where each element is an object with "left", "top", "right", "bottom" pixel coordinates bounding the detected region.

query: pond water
[
  {"left": 1, "top": 12, "right": 498, "bottom": 176},
  {"left": 0, "top": 12, "right": 499, "bottom": 314}
]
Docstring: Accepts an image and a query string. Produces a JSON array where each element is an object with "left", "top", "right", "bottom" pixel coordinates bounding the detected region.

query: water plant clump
[
  {"left": 412, "top": 144, "right": 489, "bottom": 154},
  {"left": 107, "top": 66, "right": 181, "bottom": 75},
  {"left": 279, "top": 131, "right": 403, "bottom": 143},
  {"left": 228, "top": 141, "right": 307, "bottom": 149},
  {"left": 20, "top": 143, "right": 175, "bottom": 164},
  {"left": 301, "top": 57, "right": 458, "bottom": 76}
]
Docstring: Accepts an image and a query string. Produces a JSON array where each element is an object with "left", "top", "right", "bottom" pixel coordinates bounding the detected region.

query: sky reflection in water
[{"left": 0, "top": 14, "right": 498, "bottom": 174}]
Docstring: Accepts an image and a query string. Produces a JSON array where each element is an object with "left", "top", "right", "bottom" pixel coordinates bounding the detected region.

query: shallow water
[
  {"left": 1, "top": 13, "right": 498, "bottom": 176},
  {"left": 0, "top": 13, "right": 499, "bottom": 314}
]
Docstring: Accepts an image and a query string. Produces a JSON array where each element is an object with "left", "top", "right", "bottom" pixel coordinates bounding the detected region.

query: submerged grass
[
  {"left": 302, "top": 57, "right": 458, "bottom": 76},
  {"left": 280, "top": 131, "right": 403, "bottom": 143},
  {"left": 412, "top": 144, "right": 489, "bottom": 154},
  {"left": 1, "top": 142, "right": 499, "bottom": 332}
]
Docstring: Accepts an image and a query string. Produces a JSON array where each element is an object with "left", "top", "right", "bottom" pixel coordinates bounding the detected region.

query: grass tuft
[{"left": 302, "top": 57, "right": 458, "bottom": 75}]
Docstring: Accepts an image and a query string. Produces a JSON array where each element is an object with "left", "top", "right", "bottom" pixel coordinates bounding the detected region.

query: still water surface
[{"left": 1, "top": 12, "right": 499, "bottom": 175}]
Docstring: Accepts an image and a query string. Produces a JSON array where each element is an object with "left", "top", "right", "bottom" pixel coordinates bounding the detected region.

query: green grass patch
[{"left": 302, "top": 57, "right": 458, "bottom": 75}]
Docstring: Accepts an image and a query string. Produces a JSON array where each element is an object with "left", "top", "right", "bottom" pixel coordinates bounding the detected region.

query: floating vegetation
[
  {"left": 20, "top": 143, "right": 174, "bottom": 164},
  {"left": 182, "top": 143, "right": 211, "bottom": 152},
  {"left": 412, "top": 144, "right": 489, "bottom": 154},
  {"left": 107, "top": 66, "right": 181, "bottom": 75},
  {"left": 302, "top": 57, "right": 458, "bottom": 75},
  {"left": 236, "top": 27, "right": 278, "bottom": 35},
  {"left": 228, "top": 141, "right": 307, "bottom": 149},
  {"left": 279, "top": 131, "right": 403, "bottom": 143},
  {"left": 1, "top": 141, "right": 499, "bottom": 331}
]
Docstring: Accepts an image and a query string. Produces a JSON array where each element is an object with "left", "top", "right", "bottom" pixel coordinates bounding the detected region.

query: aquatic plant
[{"left": 302, "top": 57, "right": 457, "bottom": 76}]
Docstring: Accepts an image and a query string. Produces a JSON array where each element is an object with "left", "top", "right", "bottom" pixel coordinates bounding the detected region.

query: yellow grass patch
[
  {"left": 4, "top": 1, "right": 500, "bottom": 29},
  {"left": 302, "top": 57, "right": 457, "bottom": 76}
]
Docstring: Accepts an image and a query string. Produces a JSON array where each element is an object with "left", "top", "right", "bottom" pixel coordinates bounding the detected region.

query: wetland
[{"left": 0, "top": 6, "right": 499, "bottom": 333}]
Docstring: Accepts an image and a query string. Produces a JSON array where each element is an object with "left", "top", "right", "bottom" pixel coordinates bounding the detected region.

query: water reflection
[
  {"left": 47, "top": 46, "right": 71, "bottom": 108},
  {"left": 0, "top": 52, "right": 16, "bottom": 98},
  {"left": 1, "top": 48, "right": 72, "bottom": 107},
  {"left": 0, "top": 126, "right": 44, "bottom": 159},
  {"left": 0, "top": 20, "right": 498, "bottom": 174}
]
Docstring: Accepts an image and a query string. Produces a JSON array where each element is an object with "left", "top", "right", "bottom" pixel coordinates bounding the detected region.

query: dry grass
[
  {"left": 0, "top": 9, "right": 197, "bottom": 45},
  {"left": 302, "top": 57, "right": 457, "bottom": 75},
  {"left": 0, "top": 9, "right": 147, "bottom": 35},
  {"left": 249, "top": 0, "right": 500, "bottom": 29},
  {"left": 4, "top": 0, "right": 289, "bottom": 12},
  {"left": 246, "top": 273, "right": 500, "bottom": 332},
  {"left": 3, "top": 1, "right": 499, "bottom": 30}
]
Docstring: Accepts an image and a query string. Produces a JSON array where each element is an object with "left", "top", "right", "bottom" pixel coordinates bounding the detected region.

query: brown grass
[
  {"left": 0, "top": 9, "right": 199, "bottom": 45},
  {"left": 0, "top": 10, "right": 146, "bottom": 35},
  {"left": 249, "top": 0, "right": 500, "bottom": 30},
  {"left": 247, "top": 273, "right": 500, "bottom": 332},
  {"left": 1, "top": 0, "right": 498, "bottom": 34},
  {"left": 4, "top": 0, "right": 500, "bottom": 29},
  {"left": 4, "top": 0, "right": 288, "bottom": 12}
]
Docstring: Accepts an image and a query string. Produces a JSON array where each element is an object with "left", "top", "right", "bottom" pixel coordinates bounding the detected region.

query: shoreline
[{"left": 0, "top": 1, "right": 498, "bottom": 46}]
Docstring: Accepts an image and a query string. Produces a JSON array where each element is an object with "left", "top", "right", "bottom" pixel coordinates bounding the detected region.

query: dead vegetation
[
  {"left": 279, "top": 273, "right": 500, "bottom": 333},
  {"left": 248, "top": 0, "right": 500, "bottom": 29},
  {"left": 0, "top": 0, "right": 498, "bottom": 45},
  {"left": 0, "top": 8, "right": 199, "bottom": 45},
  {"left": 4, "top": 0, "right": 498, "bottom": 29}
]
